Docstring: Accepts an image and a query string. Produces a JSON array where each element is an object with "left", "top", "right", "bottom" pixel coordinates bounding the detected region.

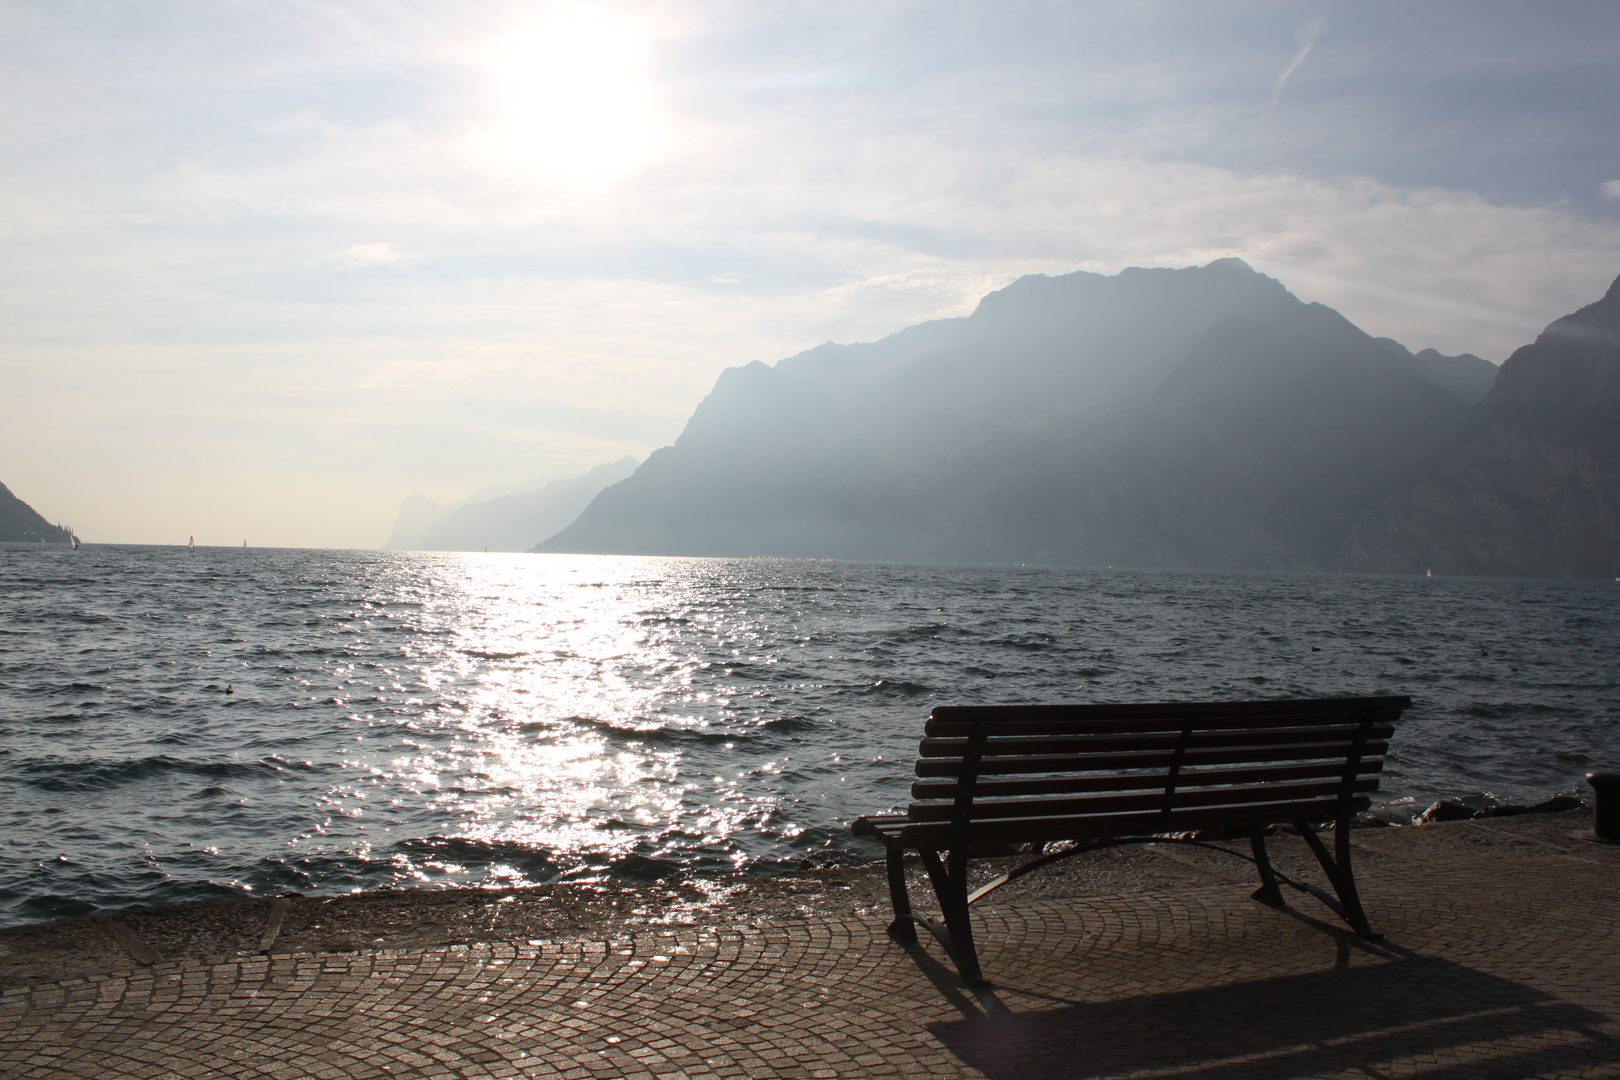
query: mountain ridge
[
  {"left": 537, "top": 260, "right": 1618, "bottom": 576},
  {"left": 1344, "top": 273, "right": 1620, "bottom": 577},
  {"left": 385, "top": 457, "right": 639, "bottom": 552},
  {"left": 539, "top": 259, "right": 1552, "bottom": 570}
]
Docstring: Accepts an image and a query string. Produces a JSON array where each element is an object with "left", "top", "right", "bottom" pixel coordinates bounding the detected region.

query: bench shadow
[{"left": 921, "top": 915, "right": 1617, "bottom": 1080}]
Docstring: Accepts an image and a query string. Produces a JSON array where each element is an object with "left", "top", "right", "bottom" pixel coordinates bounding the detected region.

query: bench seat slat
[
  {"left": 850, "top": 813, "right": 909, "bottom": 837},
  {"left": 926, "top": 714, "right": 1380, "bottom": 737},
  {"left": 925, "top": 696, "right": 1408, "bottom": 736},
  {"left": 894, "top": 795, "right": 1372, "bottom": 848},
  {"left": 911, "top": 759, "right": 1384, "bottom": 800},
  {"left": 930, "top": 696, "right": 1407, "bottom": 720},
  {"left": 914, "top": 740, "right": 1390, "bottom": 777},
  {"left": 904, "top": 777, "right": 1379, "bottom": 823},
  {"left": 918, "top": 723, "right": 1394, "bottom": 758}
]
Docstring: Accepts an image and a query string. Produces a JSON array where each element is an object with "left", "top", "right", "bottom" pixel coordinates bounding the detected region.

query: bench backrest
[{"left": 906, "top": 696, "right": 1410, "bottom": 846}]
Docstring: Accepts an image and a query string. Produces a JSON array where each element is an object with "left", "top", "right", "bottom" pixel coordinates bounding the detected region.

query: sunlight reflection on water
[{"left": 319, "top": 556, "right": 831, "bottom": 887}]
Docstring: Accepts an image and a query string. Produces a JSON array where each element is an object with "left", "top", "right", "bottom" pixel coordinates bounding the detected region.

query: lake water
[{"left": 2, "top": 544, "right": 1616, "bottom": 925}]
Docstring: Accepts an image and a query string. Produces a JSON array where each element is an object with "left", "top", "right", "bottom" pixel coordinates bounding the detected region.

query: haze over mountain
[
  {"left": 386, "top": 457, "right": 638, "bottom": 552},
  {"left": 1372, "top": 340, "right": 1498, "bottom": 409},
  {"left": 386, "top": 471, "right": 581, "bottom": 551},
  {"left": 1348, "top": 275, "right": 1620, "bottom": 578},
  {"left": 537, "top": 259, "right": 1564, "bottom": 571},
  {"left": 0, "top": 482, "right": 72, "bottom": 545}
]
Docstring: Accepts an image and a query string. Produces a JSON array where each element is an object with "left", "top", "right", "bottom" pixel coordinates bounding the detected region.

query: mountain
[
  {"left": 1346, "top": 274, "right": 1620, "bottom": 577},
  {"left": 0, "top": 482, "right": 72, "bottom": 544},
  {"left": 1092, "top": 313, "right": 1465, "bottom": 569},
  {"left": 1374, "top": 338, "right": 1498, "bottom": 408},
  {"left": 538, "top": 260, "right": 1481, "bottom": 569},
  {"left": 384, "top": 457, "right": 639, "bottom": 552},
  {"left": 383, "top": 472, "right": 584, "bottom": 550},
  {"left": 384, "top": 494, "right": 449, "bottom": 551}
]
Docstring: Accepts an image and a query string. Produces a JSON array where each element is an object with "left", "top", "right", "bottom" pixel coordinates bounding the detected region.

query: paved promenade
[{"left": 3, "top": 811, "right": 1616, "bottom": 1079}]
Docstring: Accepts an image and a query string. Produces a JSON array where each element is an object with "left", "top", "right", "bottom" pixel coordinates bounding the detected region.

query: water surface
[{"left": 2, "top": 545, "right": 1615, "bottom": 924}]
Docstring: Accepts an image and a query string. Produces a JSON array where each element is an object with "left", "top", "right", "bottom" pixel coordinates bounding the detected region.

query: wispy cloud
[
  {"left": 1264, "top": 265, "right": 1545, "bottom": 335},
  {"left": 358, "top": 353, "right": 513, "bottom": 389},
  {"left": 328, "top": 242, "right": 414, "bottom": 269},
  {"left": 1268, "top": 17, "right": 1327, "bottom": 115},
  {"left": 1603, "top": 180, "right": 1620, "bottom": 199}
]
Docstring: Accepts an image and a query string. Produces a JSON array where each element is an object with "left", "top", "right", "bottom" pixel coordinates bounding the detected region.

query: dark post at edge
[{"left": 1587, "top": 771, "right": 1620, "bottom": 843}]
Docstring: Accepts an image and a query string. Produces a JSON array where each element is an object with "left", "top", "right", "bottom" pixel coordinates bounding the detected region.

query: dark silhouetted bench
[{"left": 851, "top": 695, "right": 1410, "bottom": 985}]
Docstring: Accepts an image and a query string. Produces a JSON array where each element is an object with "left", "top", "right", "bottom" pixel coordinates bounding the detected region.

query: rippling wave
[{"left": 1, "top": 544, "right": 1616, "bottom": 924}]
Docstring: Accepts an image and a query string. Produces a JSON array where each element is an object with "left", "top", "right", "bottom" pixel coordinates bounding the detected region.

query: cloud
[
  {"left": 1603, "top": 180, "right": 1620, "bottom": 199},
  {"left": 1265, "top": 265, "right": 1545, "bottom": 336},
  {"left": 328, "top": 242, "right": 414, "bottom": 268},
  {"left": 1268, "top": 17, "right": 1327, "bottom": 114},
  {"left": 357, "top": 354, "right": 514, "bottom": 389}
]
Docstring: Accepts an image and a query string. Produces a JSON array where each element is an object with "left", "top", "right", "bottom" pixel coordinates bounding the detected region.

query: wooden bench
[{"left": 851, "top": 695, "right": 1410, "bottom": 985}]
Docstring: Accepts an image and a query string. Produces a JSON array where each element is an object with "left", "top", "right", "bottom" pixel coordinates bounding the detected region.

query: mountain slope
[
  {"left": 1088, "top": 314, "right": 1463, "bottom": 568},
  {"left": 383, "top": 494, "right": 448, "bottom": 551},
  {"left": 1375, "top": 338, "right": 1499, "bottom": 407},
  {"left": 540, "top": 260, "right": 1472, "bottom": 568},
  {"left": 0, "top": 482, "right": 72, "bottom": 544},
  {"left": 1347, "top": 274, "right": 1620, "bottom": 577},
  {"left": 387, "top": 458, "right": 639, "bottom": 552}
]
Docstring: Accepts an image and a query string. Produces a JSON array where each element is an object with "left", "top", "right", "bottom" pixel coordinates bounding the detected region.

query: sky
[{"left": 3, "top": 1, "right": 1620, "bottom": 549}]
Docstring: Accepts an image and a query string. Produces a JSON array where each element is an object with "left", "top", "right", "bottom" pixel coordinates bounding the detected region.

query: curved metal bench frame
[{"left": 852, "top": 695, "right": 1409, "bottom": 986}]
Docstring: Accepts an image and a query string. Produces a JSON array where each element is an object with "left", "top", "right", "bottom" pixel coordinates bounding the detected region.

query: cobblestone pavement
[{"left": 3, "top": 818, "right": 1617, "bottom": 1079}]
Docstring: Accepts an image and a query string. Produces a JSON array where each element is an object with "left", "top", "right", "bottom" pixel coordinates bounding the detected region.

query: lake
[{"left": 2, "top": 544, "right": 1615, "bottom": 924}]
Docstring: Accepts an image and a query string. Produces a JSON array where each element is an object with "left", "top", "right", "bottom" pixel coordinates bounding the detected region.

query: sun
[{"left": 487, "top": 8, "right": 662, "bottom": 183}]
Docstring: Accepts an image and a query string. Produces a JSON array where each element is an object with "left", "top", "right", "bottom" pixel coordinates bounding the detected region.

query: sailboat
[
  {"left": 188, "top": 535, "right": 195, "bottom": 554},
  {"left": 70, "top": 530, "right": 79, "bottom": 550}
]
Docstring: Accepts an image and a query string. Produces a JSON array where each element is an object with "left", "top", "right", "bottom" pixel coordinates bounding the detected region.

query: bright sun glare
[{"left": 489, "top": 8, "right": 662, "bottom": 183}]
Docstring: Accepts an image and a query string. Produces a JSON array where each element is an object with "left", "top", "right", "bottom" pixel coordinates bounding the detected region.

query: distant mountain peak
[
  {"left": 384, "top": 457, "right": 639, "bottom": 551},
  {"left": 1202, "top": 256, "right": 1259, "bottom": 273},
  {"left": 0, "top": 481, "right": 72, "bottom": 544}
]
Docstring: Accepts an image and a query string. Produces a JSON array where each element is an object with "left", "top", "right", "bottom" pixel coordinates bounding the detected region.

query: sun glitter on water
[{"left": 485, "top": 7, "right": 663, "bottom": 183}]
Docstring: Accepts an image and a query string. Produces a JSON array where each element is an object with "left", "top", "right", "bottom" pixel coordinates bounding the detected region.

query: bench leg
[
  {"left": 917, "top": 848, "right": 986, "bottom": 985},
  {"left": 1332, "top": 817, "right": 1377, "bottom": 939},
  {"left": 941, "top": 848, "right": 985, "bottom": 985},
  {"left": 883, "top": 837, "right": 918, "bottom": 944},
  {"left": 1297, "top": 821, "right": 1379, "bottom": 939},
  {"left": 1249, "top": 826, "right": 1285, "bottom": 907}
]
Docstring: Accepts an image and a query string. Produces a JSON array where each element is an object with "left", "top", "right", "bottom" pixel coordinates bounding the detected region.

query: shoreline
[
  {"left": 0, "top": 793, "right": 1589, "bottom": 937},
  {"left": 1, "top": 807, "right": 1600, "bottom": 992}
]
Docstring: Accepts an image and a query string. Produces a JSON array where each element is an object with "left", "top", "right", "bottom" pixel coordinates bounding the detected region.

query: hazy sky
[{"left": 4, "top": 1, "right": 1619, "bottom": 548}]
